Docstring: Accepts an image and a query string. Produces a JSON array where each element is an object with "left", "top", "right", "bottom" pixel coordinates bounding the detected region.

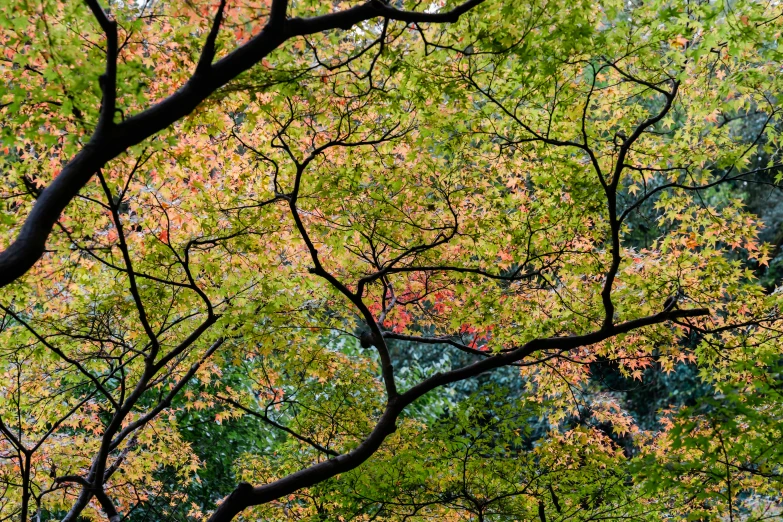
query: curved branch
[
  {"left": 0, "top": 0, "right": 485, "bottom": 289},
  {"left": 205, "top": 306, "right": 708, "bottom": 522}
]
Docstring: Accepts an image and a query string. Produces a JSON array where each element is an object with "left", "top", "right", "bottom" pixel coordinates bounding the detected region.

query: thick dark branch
[
  {"left": 383, "top": 333, "right": 588, "bottom": 368},
  {"left": 93, "top": 488, "right": 121, "bottom": 522},
  {"left": 84, "top": 0, "right": 118, "bottom": 132},
  {"left": 400, "top": 308, "right": 708, "bottom": 403},
  {"left": 0, "top": 0, "right": 484, "bottom": 289},
  {"left": 205, "top": 306, "right": 708, "bottom": 522},
  {"left": 269, "top": 0, "right": 289, "bottom": 25},
  {"left": 196, "top": 0, "right": 228, "bottom": 74},
  {"left": 54, "top": 475, "right": 90, "bottom": 487},
  {"left": 600, "top": 79, "right": 679, "bottom": 330},
  {"left": 56, "top": 477, "right": 120, "bottom": 522},
  {"left": 60, "top": 488, "right": 93, "bottom": 522},
  {"left": 103, "top": 436, "right": 137, "bottom": 482},
  {"left": 84, "top": 0, "right": 113, "bottom": 36},
  {"left": 287, "top": 0, "right": 485, "bottom": 33}
]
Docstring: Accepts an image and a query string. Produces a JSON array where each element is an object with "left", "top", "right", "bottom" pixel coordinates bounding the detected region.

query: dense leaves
[{"left": 1, "top": 0, "right": 783, "bottom": 520}]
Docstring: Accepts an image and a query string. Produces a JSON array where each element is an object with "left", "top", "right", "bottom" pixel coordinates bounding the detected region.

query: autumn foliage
[{"left": 1, "top": 0, "right": 783, "bottom": 521}]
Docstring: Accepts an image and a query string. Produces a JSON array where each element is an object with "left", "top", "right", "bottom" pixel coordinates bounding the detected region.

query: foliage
[{"left": 1, "top": 0, "right": 783, "bottom": 521}]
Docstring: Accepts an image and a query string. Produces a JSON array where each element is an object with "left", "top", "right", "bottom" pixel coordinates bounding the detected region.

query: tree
[{"left": 1, "top": 0, "right": 782, "bottom": 521}]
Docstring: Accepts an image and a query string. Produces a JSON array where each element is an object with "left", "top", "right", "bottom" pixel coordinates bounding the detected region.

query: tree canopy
[{"left": 1, "top": 0, "right": 783, "bottom": 520}]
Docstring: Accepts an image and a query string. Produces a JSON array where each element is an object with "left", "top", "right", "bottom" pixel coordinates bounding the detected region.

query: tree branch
[
  {"left": 196, "top": 0, "right": 228, "bottom": 75},
  {"left": 205, "top": 306, "right": 708, "bottom": 522},
  {"left": 84, "top": 0, "right": 118, "bottom": 132},
  {"left": 215, "top": 394, "right": 339, "bottom": 457},
  {"left": 0, "top": 0, "right": 484, "bottom": 289}
]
